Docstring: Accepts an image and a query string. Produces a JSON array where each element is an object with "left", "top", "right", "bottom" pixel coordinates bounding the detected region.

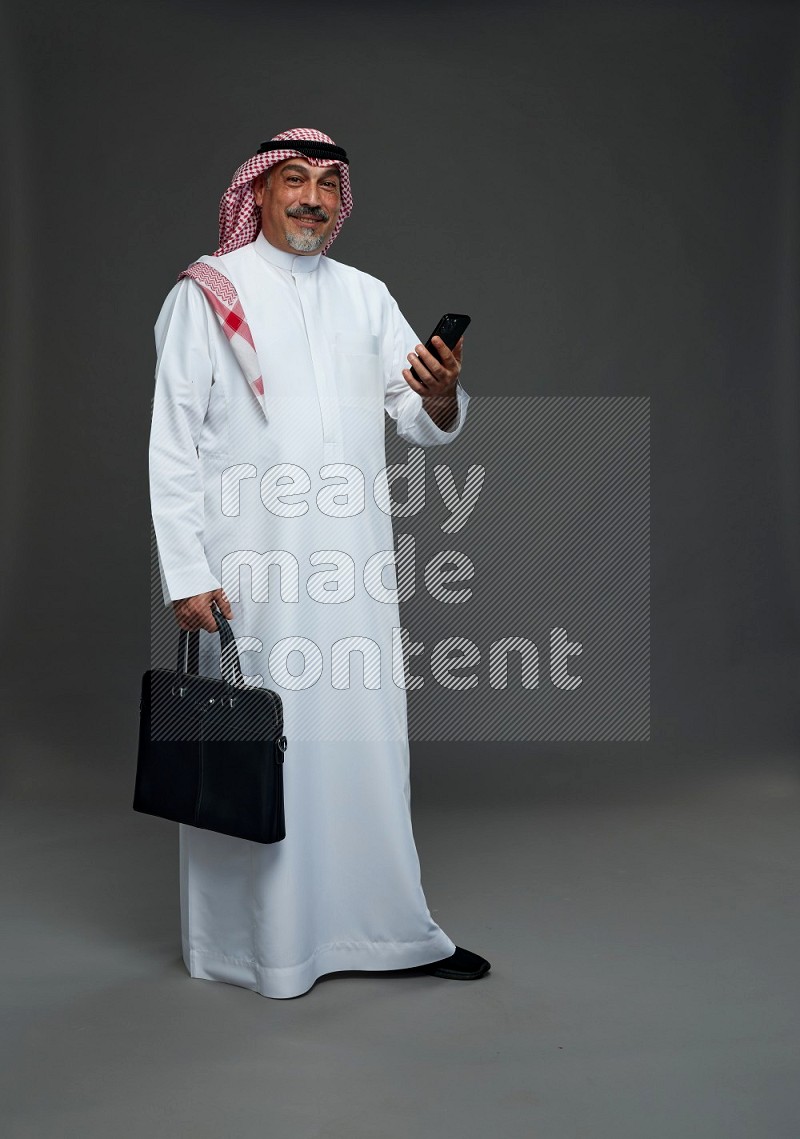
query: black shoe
[{"left": 421, "top": 946, "right": 490, "bottom": 979}]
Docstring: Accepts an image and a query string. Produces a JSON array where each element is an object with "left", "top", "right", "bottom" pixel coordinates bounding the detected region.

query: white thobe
[{"left": 149, "top": 230, "right": 470, "bottom": 998}]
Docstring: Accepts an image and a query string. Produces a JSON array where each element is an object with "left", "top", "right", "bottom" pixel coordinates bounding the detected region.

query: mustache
[{"left": 286, "top": 205, "right": 330, "bottom": 221}]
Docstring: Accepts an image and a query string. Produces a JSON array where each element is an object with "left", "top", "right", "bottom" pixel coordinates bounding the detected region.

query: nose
[{"left": 300, "top": 181, "right": 322, "bottom": 207}]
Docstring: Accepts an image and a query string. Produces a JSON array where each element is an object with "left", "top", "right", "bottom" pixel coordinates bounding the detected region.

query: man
[{"left": 149, "top": 127, "right": 490, "bottom": 998}]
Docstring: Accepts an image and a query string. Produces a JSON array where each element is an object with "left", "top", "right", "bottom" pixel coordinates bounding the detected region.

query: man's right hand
[{"left": 172, "top": 589, "right": 234, "bottom": 633}]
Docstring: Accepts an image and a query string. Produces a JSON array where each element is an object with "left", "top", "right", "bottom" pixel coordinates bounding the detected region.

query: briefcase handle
[{"left": 176, "top": 604, "right": 246, "bottom": 689}]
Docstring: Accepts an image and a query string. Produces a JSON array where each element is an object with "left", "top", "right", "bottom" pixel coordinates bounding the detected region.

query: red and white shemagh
[
  {"left": 177, "top": 127, "right": 352, "bottom": 421},
  {"left": 178, "top": 260, "right": 265, "bottom": 405},
  {"left": 214, "top": 126, "right": 352, "bottom": 258}
]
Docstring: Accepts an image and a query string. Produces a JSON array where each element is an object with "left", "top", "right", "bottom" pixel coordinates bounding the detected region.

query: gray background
[
  {"left": 2, "top": 2, "right": 799, "bottom": 1137},
  {"left": 3, "top": 0, "right": 798, "bottom": 788}
]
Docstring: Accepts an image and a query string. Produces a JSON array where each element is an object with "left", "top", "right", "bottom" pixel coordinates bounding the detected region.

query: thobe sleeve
[
  {"left": 149, "top": 278, "right": 222, "bottom": 607},
  {"left": 382, "top": 289, "right": 470, "bottom": 446}
]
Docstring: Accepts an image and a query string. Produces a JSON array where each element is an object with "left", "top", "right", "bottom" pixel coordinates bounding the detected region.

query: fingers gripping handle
[{"left": 176, "top": 603, "right": 246, "bottom": 688}]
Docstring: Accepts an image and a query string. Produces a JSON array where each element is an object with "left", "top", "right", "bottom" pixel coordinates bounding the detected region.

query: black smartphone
[{"left": 410, "top": 312, "right": 471, "bottom": 383}]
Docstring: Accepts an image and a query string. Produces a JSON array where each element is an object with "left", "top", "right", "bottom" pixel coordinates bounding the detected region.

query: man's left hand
[
  {"left": 402, "top": 335, "right": 463, "bottom": 399},
  {"left": 403, "top": 336, "right": 463, "bottom": 431}
]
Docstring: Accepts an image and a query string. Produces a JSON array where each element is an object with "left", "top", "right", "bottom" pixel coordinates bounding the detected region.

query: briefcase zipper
[{"left": 213, "top": 686, "right": 284, "bottom": 730}]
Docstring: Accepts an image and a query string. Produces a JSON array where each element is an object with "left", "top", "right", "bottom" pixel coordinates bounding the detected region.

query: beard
[
  {"left": 284, "top": 206, "right": 331, "bottom": 253},
  {"left": 284, "top": 227, "right": 327, "bottom": 253}
]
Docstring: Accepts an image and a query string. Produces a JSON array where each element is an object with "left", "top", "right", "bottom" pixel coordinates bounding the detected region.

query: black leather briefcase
[{"left": 133, "top": 606, "right": 287, "bottom": 843}]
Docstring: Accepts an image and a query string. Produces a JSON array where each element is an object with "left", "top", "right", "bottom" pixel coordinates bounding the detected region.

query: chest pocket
[{"left": 334, "top": 332, "right": 384, "bottom": 408}]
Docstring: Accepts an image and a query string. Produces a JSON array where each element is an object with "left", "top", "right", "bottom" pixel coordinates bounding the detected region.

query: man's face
[{"left": 253, "top": 158, "right": 341, "bottom": 255}]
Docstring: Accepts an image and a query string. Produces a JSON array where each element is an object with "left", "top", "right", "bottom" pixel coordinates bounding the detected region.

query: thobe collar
[{"left": 253, "top": 230, "right": 322, "bottom": 274}]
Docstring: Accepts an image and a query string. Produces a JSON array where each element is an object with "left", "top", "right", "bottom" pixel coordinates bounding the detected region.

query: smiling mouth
[{"left": 290, "top": 213, "right": 327, "bottom": 225}]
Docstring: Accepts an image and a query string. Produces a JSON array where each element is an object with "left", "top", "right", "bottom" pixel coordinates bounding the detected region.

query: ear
[{"left": 252, "top": 173, "right": 266, "bottom": 207}]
